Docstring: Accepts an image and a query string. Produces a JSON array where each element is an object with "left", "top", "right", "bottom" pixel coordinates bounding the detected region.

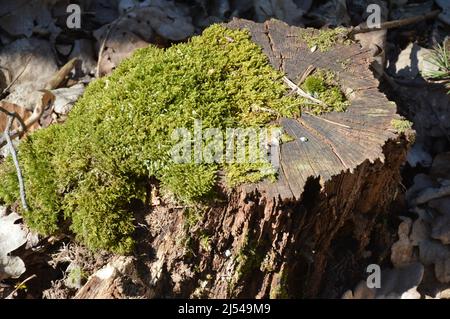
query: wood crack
[
  {"left": 297, "top": 117, "right": 349, "bottom": 170},
  {"left": 264, "top": 21, "right": 283, "bottom": 71}
]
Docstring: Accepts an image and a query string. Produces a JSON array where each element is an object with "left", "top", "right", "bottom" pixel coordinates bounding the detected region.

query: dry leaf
[
  {"left": 0, "top": 38, "right": 58, "bottom": 110},
  {"left": 0, "top": 0, "right": 59, "bottom": 38},
  {"left": 375, "top": 263, "right": 424, "bottom": 298},
  {"left": 52, "top": 84, "right": 85, "bottom": 115},
  {"left": 0, "top": 213, "right": 27, "bottom": 280}
]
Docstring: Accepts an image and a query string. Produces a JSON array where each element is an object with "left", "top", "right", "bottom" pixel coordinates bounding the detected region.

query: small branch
[
  {"left": 0, "top": 127, "right": 23, "bottom": 148},
  {"left": 5, "top": 274, "right": 36, "bottom": 299},
  {"left": 0, "top": 90, "right": 54, "bottom": 148},
  {"left": 283, "top": 76, "right": 328, "bottom": 107},
  {"left": 297, "top": 65, "right": 316, "bottom": 86},
  {"left": 0, "top": 55, "right": 31, "bottom": 97},
  {"left": 251, "top": 105, "right": 278, "bottom": 114},
  {"left": 303, "top": 111, "right": 351, "bottom": 129},
  {"left": 96, "top": 7, "right": 139, "bottom": 78},
  {"left": 349, "top": 10, "right": 441, "bottom": 36},
  {"left": 45, "top": 58, "right": 79, "bottom": 90},
  {"left": 0, "top": 108, "right": 27, "bottom": 132},
  {"left": 4, "top": 116, "right": 28, "bottom": 211}
]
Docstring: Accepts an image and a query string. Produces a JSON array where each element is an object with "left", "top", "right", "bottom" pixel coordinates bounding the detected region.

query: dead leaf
[
  {"left": 406, "top": 173, "right": 438, "bottom": 203},
  {"left": 430, "top": 152, "right": 450, "bottom": 180},
  {"left": 431, "top": 215, "right": 450, "bottom": 245},
  {"left": 0, "top": 101, "right": 33, "bottom": 133},
  {"left": 0, "top": 213, "right": 27, "bottom": 280},
  {"left": 0, "top": 0, "right": 60, "bottom": 38},
  {"left": 308, "top": 0, "right": 351, "bottom": 26},
  {"left": 69, "top": 40, "right": 97, "bottom": 77},
  {"left": 436, "top": 0, "right": 450, "bottom": 25},
  {"left": 435, "top": 257, "right": 450, "bottom": 283},
  {"left": 94, "top": 3, "right": 196, "bottom": 77},
  {"left": 391, "top": 218, "right": 415, "bottom": 267},
  {"left": 375, "top": 263, "right": 424, "bottom": 298},
  {"left": 0, "top": 38, "right": 58, "bottom": 110},
  {"left": 406, "top": 143, "right": 433, "bottom": 168},
  {"left": 419, "top": 239, "right": 450, "bottom": 266},
  {"left": 52, "top": 83, "right": 85, "bottom": 115},
  {"left": 410, "top": 218, "right": 430, "bottom": 246},
  {"left": 428, "top": 197, "right": 450, "bottom": 217},
  {"left": 254, "top": 0, "right": 308, "bottom": 25}
]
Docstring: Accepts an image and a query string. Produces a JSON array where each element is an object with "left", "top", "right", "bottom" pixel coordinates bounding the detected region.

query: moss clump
[
  {"left": 0, "top": 25, "right": 301, "bottom": 253},
  {"left": 234, "top": 236, "right": 265, "bottom": 280},
  {"left": 391, "top": 118, "right": 413, "bottom": 133},
  {"left": 300, "top": 70, "right": 349, "bottom": 114},
  {"left": 299, "top": 27, "right": 349, "bottom": 52},
  {"left": 280, "top": 132, "right": 295, "bottom": 143},
  {"left": 269, "top": 269, "right": 289, "bottom": 299}
]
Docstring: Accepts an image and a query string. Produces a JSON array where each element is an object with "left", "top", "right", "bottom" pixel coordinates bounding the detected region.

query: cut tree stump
[{"left": 77, "top": 19, "right": 410, "bottom": 299}]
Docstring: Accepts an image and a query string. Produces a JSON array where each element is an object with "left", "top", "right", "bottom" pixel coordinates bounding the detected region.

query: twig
[
  {"left": 95, "top": 7, "right": 139, "bottom": 78},
  {"left": 4, "top": 115, "right": 28, "bottom": 211},
  {"left": 283, "top": 76, "right": 328, "bottom": 107},
  {"left": 297, "top": 65, "right": 316, "bottom": 86},
  {"left": 45, "top": 58, "right": 79, "bottom": 90},
  {"left": 0, "top": 90, "right": 54, "bottom": 148},
  {"left": 251, "top": 105, "right": 278, "bottom": 114},
  {"left": 349, "top": 10, "right": 441, "bottom": 36},
  {"left": 0, "top": 107, "right": 27, "bottom": 132},
  {"left": 5, "top": 274, "right": 36, "bottom": 299},
  {"left": 0, "top": 55, "right": 32, "bottom": 97},
  {"left": 96, "top": 4, "right": 154, "bottom": 78},
  {"left": 303, "top": 111, "right": 351, "bottom": 129}
]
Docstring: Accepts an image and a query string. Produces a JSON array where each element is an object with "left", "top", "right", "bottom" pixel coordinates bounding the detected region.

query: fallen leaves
[
  {"left": 0, "top": 211, "right": 27, "bottom": 280},
  {"left": 93, "top": 3, "right": 196, "bottom": 77},
  {"left": 0, "top": 38, "right": 58, "bottom": 110}
]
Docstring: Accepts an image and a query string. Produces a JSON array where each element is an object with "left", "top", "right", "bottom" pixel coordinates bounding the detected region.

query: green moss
[
  {"left": 269, "top": 269, "right": 289, "bottom": 299},
  {"left": 199, "top": 232, "right": 212, "bottom": 252},
  {"left": 0, "top": 25, "right": 303, "bottom": 253},
  {"left": 281, "top": 133, "right": 295, "bottom": 143},
  {"left": 299, "top": 27, "right": 349, "bottom": 52},
  {"left": 234, "top": 236, "right": 264, "bottom": 279},
  {"left": 391, "top": 118, "right": 413, "bottom": 133},
  {"left": 65, "top": 266, "right": 87, "bottom": 289},
  {"left": 225, "top": 162, "right": 277, "bottom": 188},
  {"left": 0, "top": 31, "right": 352, "bottom": 267},
  {"left": 300, "top": 70, "right": 349, "bottom": 114},
  {"left": 161, "top": 163, "right": 218, "bottom": 202}
]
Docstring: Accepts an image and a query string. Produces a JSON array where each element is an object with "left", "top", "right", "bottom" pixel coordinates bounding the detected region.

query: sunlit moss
[
  {"left": 300, "top": 70, "right": 349, "bottom": 114},
  {"left": 391, "top": 118, "right": 413, "bottom": 133},
  {"left": 0, "top": 25, "right": 301, "bottom": 253},
  {"left": 299, "top": 27, "right": 349, "bottom": 52}
]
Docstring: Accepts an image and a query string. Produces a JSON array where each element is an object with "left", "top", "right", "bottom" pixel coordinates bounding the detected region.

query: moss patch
[
  {"left": 269, "top": 269, "right": 289, "bottom": 299},
  {"left": 234, "top": 236, "right": 265, "bottom": 280},
  {"left": 299, "top": 27, "right": 349, "bottom": 52},
  {"left": 391, "top": 118, "right": 412, "bottom": 133},
  {"left": 0, "top": 25, "right": 302, "bottom": 253},
  {"left": 300, "top": 70, "right": 349, "bottom": 114}
]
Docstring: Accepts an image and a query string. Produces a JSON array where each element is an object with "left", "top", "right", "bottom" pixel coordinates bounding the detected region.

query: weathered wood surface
[{"left": 226, "top": 19, "right": 400, "bottom": 200}]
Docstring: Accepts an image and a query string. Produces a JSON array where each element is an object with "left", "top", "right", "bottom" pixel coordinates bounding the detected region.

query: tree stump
[{"left": 78, "top": 19, "right": 410, "bottom": 299}]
